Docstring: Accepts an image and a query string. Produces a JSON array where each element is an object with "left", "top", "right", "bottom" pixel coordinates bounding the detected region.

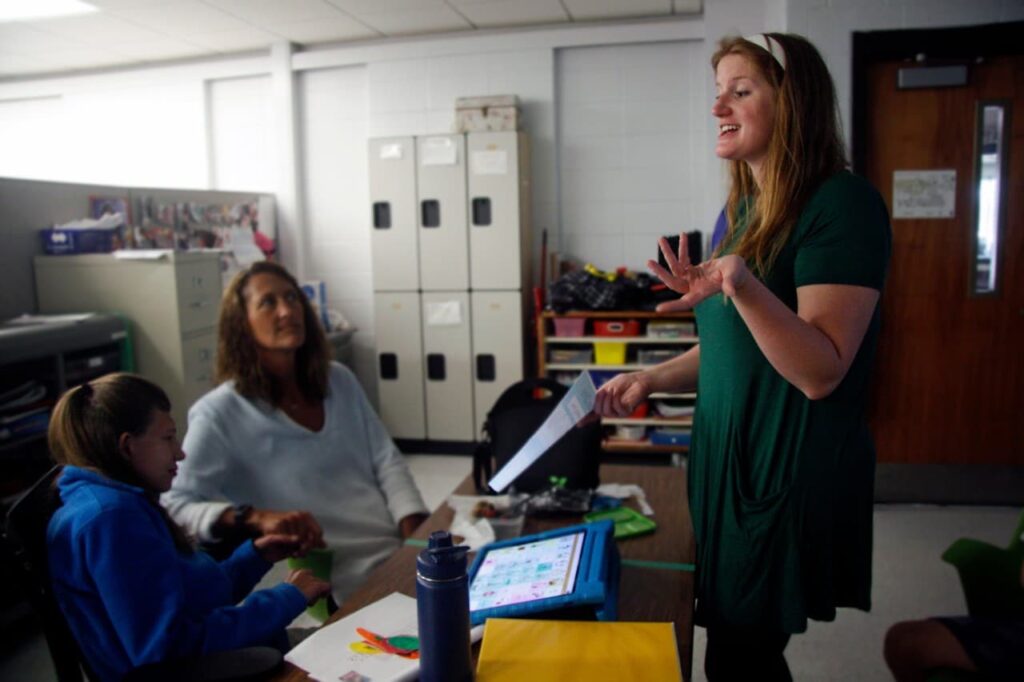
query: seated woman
[
  {"left": 47, "top": 373, "right": 330, "bottom": 682},
  {"left": 162, "top": 261, "right": 429, "bottom": 603}
]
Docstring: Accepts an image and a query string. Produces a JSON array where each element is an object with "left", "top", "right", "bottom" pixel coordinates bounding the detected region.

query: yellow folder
[{"left": 476, "top": 618, "right": 683, "bottom": 682}]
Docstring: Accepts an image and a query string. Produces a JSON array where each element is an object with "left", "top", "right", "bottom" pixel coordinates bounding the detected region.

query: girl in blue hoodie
[{"left": 46, "top": 372, "right": 330, "bottom": 682}]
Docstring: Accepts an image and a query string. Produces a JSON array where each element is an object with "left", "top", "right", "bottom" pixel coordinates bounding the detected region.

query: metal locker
[
  {"left": 374, "top": 293, "right": 426, "bottom": 439},
  {"left": 470, "top": 291, "right": 525, "bottom": 436},
  {"left": 416, "top": 135, "right": 470, "bottom": 291},
  {"left": 369, "top": 137, "right": 419, "bottom": 291},
  {"left": 421, "top": 291, "right": 475, "bottom": 440},
  {"left": 467, "top": 131, "right": 531, "bottom": 290}
]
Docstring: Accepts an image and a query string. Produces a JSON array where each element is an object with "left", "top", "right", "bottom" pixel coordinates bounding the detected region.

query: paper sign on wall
[
  {"left": 471, "top": 150, "right": 508, "bottom": 175},
  {"left": 421, "top": 137, "right": 457, "bottom": 166},
  {"left": 426, "top": 300, "right": 462, "bottom": 326},
  {"left": 379, "top": 143, "right": 404, "bottom": 160},
  {"left": 892, "top": 170, "right": 956, "bottom": 219}
]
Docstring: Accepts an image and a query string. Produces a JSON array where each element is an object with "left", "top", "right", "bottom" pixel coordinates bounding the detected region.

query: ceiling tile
[
  {"left": 271, "top": 17, "right": 380, "bottom": 44},
  {"left": 203, "top": 0, "right": 345, "bottom": 25},
  {"left": 672, "top": 0, "right": 702, "bottom": 13},
  {"left": 111, "top": 1, "right": 255, "bottom": 35},
  {"left": 26, "top": 13, "right": 168, "bottom": 44},
  {"left": 449, "top": 0, "right": 569, "bottom": 28},
  {"left": 355, "top": 7, "right": 473, "bottom": 36},
  {"left": 181, "top": 27, "right": 281, "bottom": 52},
  {"left": 31, "top": 45, "right": 143, "bottom": 71},
  {"left": 86, "top": 0, "right": 176, "bottom": 8},
  {"left": 105, "top": 39, "right": 214, "bottom": 61},
  {"left": 326, "top": 0, "right": 451, "bottom": 14},
  {"left": 562, "top": 0, "right": 672, "bottom": 21},
  {"left": 0, "top": 51, "right": 67, "bottom": 76},
  {"left": 0, "top": 24, "right": 91, "bottom": 55}
]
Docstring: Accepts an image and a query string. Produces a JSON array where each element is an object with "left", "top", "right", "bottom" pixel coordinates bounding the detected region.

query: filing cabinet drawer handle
[{"left": 189, "top": 300, "right": 215, "bottom": 309}]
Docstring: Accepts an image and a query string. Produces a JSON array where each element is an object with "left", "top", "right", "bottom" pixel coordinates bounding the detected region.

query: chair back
[{"left": 3, "top": 465, "right": 94, "bottom": 682}]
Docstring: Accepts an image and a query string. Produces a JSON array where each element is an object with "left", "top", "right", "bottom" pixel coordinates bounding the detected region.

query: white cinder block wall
[
  {"left": 558, "top": 40, "right": 712, "bottom": 271},
  {"left": 0, "top": 0, "right": 1020, "bottom": 409}
]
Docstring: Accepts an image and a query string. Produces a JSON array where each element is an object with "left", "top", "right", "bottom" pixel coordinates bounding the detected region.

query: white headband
[{"left": 743, "top": 33, "right": 786, "bottom": 71}]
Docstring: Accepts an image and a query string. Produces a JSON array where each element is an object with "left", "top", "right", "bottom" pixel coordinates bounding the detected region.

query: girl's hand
[
  {"left": 648, "top": 234, "right": 751, "bottom": 311},
  {"left": 593, "top": 372, "right": 653, "bottom": 418},
  {"left": 249, "top": 509, "right": 326, "bottom": 554},
  {"left": 253, "top": 534, "right": 303, "bottom": 562},
  {"left": 285, "top": 568, "right": 331, "bottom": 605}
]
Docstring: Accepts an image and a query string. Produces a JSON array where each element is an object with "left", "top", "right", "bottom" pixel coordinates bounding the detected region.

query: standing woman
[
  {"left": 163, "top": 261, "right": 428, "bottom": 604},
  {"left": 47, "top": 373, "right": 330, "bottom": 682},
  {"left": 593, "top": 34, "right": 892, "bottom": 680}
]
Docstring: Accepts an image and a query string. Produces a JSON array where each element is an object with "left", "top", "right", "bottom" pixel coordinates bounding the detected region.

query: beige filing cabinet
[{"left": 34, "top": 252, "right": 222, "bottom": 430}]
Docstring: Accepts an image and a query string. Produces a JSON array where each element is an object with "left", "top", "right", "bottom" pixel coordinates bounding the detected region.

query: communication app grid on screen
[{"left": 469, "top": 531, "right": 586, "bottom": 612}]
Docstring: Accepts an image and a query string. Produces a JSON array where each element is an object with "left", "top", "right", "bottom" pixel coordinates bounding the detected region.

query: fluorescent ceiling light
[{"left": 0, "top": 0, "right": 98, "bottom": 23}]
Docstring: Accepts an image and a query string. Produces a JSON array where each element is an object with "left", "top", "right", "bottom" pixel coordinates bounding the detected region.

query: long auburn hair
[
  {"left": 48, "top": 373, "right": 193, "bottom": 553},
  {"left": 713, "top": 33, "right": 848, "bottom": 274},
  {"left": 216, "top": 261, "right": 330, "bottom": 405}
]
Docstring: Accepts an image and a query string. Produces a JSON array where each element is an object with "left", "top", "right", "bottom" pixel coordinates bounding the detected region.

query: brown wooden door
[{"left": 864, "top": 55, "right": 1023, "bottom": 465}]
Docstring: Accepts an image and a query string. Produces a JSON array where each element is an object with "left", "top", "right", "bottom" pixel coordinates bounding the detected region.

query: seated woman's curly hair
[{"left": 216, "top": 261, "right": 331, "bottom": 406}]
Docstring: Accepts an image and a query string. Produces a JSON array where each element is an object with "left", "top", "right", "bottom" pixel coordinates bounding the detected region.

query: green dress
[{"left": 689, "top": 171, "right": 892, "bottom": 633}]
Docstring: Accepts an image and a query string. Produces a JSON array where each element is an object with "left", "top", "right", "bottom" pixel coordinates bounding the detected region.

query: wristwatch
[{"left": 231, "top": 503, "right": 254, "bottom": 531}]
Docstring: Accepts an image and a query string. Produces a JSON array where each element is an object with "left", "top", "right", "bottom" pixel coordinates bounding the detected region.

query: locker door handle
[
  {"left": 476, "top": 354, "right": 496, "bottom": 381},
  {"left": 472, "top": 197, "right": 491, "bottom": 226},
  {"left": 421, "top": 200, "right": 440, "bottom": 228},
  {"left": 379, "top": 353, "right": 398, "bottom": 379},
  {"left": 373, "top": 202, "right": 391, "bottom": 229},
  {"left": 427, "top": 353, "right": 446, "bottom": 380}
]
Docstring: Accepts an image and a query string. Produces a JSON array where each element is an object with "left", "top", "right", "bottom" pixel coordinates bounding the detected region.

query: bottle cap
[{"left": 417, "top": 531, "right": 469, "bottom": 581}]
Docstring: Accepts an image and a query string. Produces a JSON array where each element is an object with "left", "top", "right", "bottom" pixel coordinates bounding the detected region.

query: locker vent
[
  {"left": 427, "top": 353, "right": 446, "bottom": 380},
  {"left": 379, "top": 353, "right": 398, "bottom": 379},
  {"left": 472, "top": 197, "right": 492, "bottom": 226},
  {"left": 476, "top": 354, "right": 496, "bottom": 381},
  {"left": 421, "top": 200, "right": 440, "bottom": 228},
  {"left": 373, "top": 202, "right": 391, "bottom": 229}
]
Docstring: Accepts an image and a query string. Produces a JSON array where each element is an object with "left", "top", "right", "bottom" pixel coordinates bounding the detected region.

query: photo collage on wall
[{"left": 131, "top": 196, "right": 276, "bottom": 260}]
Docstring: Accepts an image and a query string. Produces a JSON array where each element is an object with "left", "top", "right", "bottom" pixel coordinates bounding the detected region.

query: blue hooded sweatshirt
[{"left": 47, "top": 466, "right": 307, "bottom": 682}]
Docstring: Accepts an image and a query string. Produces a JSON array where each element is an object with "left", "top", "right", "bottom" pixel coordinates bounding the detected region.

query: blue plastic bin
[{"left": 40, "top": 227, "right": 118, "bottom": 255}]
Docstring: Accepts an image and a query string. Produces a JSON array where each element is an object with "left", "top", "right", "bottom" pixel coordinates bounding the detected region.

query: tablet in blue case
[{"left": 467, "top": 519, "right": 619, "bottom": 626}]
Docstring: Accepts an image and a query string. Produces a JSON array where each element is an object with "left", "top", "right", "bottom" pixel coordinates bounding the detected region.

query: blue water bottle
[{"left": 416, "top": 530, "right": 473, "bottom": 682}]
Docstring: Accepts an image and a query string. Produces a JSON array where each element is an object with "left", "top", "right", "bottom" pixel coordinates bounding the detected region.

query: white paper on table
[
  {"left": 285, "top": 592, "right": 419, "bottom": 682},
  {"left": 487, "top": 371, "right": 596, "bottom": 492}
]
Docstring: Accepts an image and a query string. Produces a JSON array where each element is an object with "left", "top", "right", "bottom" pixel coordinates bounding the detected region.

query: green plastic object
[
  {"left": 287, "top": 548, "right": 333, "bottom": 622},
  {"left": 940, "top": 508, "right": 1024, "bottom": 619},
  {"left": 584, "top": 506, "right": 657, "bottom": 539}
]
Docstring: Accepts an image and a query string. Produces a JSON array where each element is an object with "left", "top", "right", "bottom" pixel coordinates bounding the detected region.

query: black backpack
[{"left": 472, "top": 377, "right": 602, "bottom": 493}]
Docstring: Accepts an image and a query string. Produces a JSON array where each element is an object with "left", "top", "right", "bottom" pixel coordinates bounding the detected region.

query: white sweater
[{"left": 162, "top": 363, "right": 428, "bottom": 603}]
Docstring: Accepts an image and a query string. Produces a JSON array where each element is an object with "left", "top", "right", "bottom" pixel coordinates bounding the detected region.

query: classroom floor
[{"left": 1, "top": 453, "right": 1018, "bottom": 681}]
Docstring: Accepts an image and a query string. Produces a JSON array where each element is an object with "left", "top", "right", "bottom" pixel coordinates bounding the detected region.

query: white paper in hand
[{"left": 487, "top": 371, "right": 597, "bottom": 492}]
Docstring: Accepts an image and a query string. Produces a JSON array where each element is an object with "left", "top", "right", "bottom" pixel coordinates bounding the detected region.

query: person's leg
[
  {"left": 705, "top": 623, "right": 792, "bottom": 682},
  {"left": 884, "top": 619, "right": 978, "bottom": 682}
]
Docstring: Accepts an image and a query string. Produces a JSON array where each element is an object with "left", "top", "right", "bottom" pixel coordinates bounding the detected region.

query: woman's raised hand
[
  {"left": 593, "top": 371, "right": 653, "bottom": 418},
  {"left": 647, "top": 234, "right": 750, "bottom": 311},
  {"left": 285, "top": 568, "right": 331, "bottom": 605}
]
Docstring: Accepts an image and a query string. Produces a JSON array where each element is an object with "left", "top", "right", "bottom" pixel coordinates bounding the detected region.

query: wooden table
[{"left": 273, "top": 463, "right": 696, "bottom": 681}]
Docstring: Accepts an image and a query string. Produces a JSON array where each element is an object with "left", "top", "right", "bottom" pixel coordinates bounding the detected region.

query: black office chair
[{"left": 2, "top": 465, "right": 283, "bottom": 682}]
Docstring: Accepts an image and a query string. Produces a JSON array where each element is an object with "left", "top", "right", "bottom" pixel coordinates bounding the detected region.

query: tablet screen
[{"left": 469, "top": 531, "right": 585, "bottom": 612}]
